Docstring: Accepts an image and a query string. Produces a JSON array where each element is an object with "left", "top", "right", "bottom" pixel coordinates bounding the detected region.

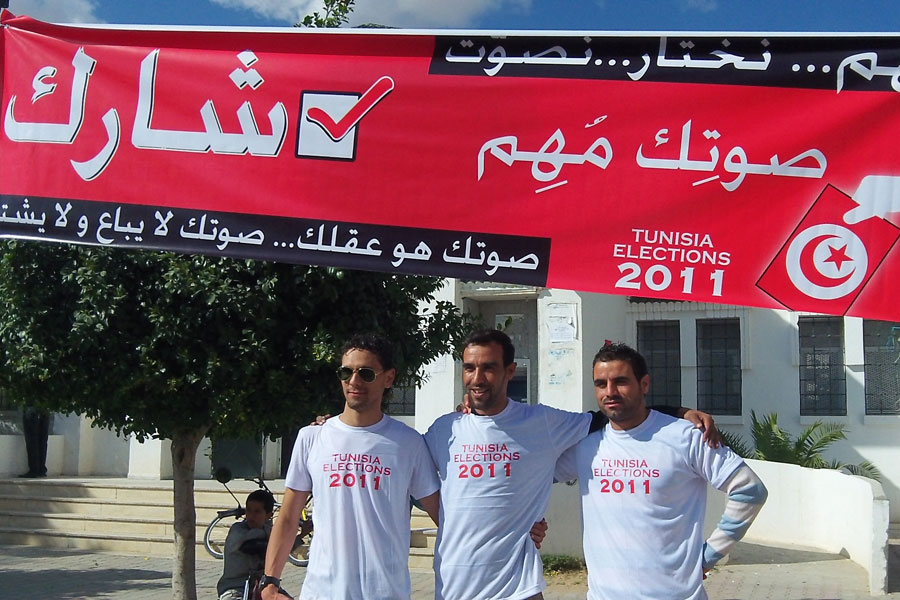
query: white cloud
[
  {"left": 8, "top": 0, "right": 102, "bottom": 23},
  {"left": 210, "top": 0, "right": 533, "bottom": 28},
  {"left": 209, "top": 0, "right": 322, "bottom": 24},
  {"left": 351, "top": 0, "right": 532, "bottom": 28}
]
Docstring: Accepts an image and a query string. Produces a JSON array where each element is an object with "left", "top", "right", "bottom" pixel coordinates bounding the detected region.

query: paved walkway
[{"left": 0, "top": 540, "right": 898, "bottom": 599}]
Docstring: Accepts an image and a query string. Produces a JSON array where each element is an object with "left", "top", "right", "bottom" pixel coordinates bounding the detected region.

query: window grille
[
  {"left": 798, "top": 316, "right": 846, "bottom": 416},
  {"left": 863, "top": 319, "right": 900, "bottom": 415},
  {"left": 696, "top": 318, "right": 742, "bottom": 415},
  {"left": 636, "top": 320, "right": 681, "bottom": 407},
  {"left": 386, "top": 385, "right": 416, "bottom": 416}
]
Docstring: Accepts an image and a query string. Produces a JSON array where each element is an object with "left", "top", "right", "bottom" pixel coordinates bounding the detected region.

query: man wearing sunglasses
[
  {"left": 424, "top": 329, "right": 719, "bottom": 600},
  {"left": 261, "top": 333, "right": 441, "bottom": 600}
]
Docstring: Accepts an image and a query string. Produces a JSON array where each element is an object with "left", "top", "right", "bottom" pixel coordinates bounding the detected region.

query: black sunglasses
[{"left": 337, "top": 366, "right": 382, "bottom": 383}]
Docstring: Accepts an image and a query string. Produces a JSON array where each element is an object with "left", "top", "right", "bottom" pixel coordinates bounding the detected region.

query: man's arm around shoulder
[{"left": 417, "top": 491, "right": 440, "bottom": 526}]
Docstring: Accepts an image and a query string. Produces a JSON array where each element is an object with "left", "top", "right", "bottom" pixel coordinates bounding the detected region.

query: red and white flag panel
[{"left": 2, "top": 11, "right": 900, "bottom": 319}]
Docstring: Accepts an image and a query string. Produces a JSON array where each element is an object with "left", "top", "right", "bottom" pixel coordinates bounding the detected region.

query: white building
[
  {"left": 3, "top": 279, "right": 898, "bottom": 524},
  {"left": 411, "top": 280, "right": 900, "bottom": 523}
]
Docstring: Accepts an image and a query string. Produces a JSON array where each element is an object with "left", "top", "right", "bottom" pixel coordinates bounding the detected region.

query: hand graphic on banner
[{"left": 845, "top": 175, "right": 900, "bottom": 225}]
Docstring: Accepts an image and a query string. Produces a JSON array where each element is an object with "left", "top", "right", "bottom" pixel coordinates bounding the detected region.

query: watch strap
[{"left": 259, "top": 575, "right": 281, "bottom": 589}]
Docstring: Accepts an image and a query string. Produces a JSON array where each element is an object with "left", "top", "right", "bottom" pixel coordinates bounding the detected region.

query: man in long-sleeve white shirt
[{"left": 555, "top": 342, "right": 768, "bottom": 600}]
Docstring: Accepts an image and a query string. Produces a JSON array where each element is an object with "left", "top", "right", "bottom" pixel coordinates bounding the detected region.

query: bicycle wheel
[
  {"left": 287, "top": 525, "right": 312, "bottom": 567},
  {"left": 204, "top": 515, "right": 231, "bottom": 559},
  {"left": 286, "top": 499, "right": 313, "bottom": 567}
]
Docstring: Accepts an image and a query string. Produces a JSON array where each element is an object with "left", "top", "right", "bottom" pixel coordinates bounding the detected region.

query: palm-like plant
[{"left": 720, "top": 411, "right": 882, "bottom": 481}]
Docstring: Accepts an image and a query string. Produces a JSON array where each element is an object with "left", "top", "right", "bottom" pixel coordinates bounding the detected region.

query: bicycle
[
  {"left": 232, "top": 567, "right": 295, "bottom": 600},
  {"left": 204, "top": 468, "right": 313, "bottom": 567}
]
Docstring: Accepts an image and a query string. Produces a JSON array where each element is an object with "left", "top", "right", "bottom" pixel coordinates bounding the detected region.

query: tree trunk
[{"left": 170, "top": 426, "right": 209, "bottom": 600}]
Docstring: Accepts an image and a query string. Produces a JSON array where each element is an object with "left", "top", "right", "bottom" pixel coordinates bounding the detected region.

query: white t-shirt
[
  {"left": 285, "top": 414, "right": 440, "bottom": 600},
  {"left": 555, "top": 410, "right": 744, "bottom": 600},
  {"left": 425, "top": 400, "right": 592, "bottom": 600}
]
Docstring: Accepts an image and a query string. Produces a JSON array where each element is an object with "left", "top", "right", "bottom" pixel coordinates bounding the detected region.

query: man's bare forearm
[{"left": 261, "top": 488, "right": 308, "bottom": 599}]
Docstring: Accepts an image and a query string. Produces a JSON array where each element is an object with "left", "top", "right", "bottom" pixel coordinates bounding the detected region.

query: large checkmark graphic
[{"left": 305, "top": 76, "right": 395, "bottom": 142}]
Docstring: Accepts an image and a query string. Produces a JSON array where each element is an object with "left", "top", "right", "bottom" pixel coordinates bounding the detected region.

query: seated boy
[{"left": 217, "top": 489, "right": 276, "bottom": 600}]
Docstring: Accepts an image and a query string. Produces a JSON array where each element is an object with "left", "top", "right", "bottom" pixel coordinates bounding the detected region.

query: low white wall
[
  {"left": 127, "top": 436, "right": 173, "bottom": 479},
  {"left": 414, "top": 280, "right": 461, "bottom": 434},
  {"left": 545, "top": 459, "right": 889, "bottom": 595},
  {"left": 704, "top": 459, "right": 889, "bottom": 595},
  {"left": 542, "top": 480, "right": 585, "bottom": 558},
  {"left": 0, "top": 434, "right": 64, "bottom": 477}
]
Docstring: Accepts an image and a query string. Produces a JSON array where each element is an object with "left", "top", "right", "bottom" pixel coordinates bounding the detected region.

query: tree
[
  {"left": 721, "top": 411, "right": 882, "bottom": 481},
  {"left": 0, "top": 240, "right": 471, "bottom": 600},
  {"left": 298, "top": 0, "right": 356, "bottom": 27}
]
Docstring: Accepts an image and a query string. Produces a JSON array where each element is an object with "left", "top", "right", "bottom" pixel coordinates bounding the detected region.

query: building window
[
  {"left": 863, "top": 319, "right": 900, "bottom": 416},
  {"left": 636, "top": 320, "right": 681, "bottom": 407},
  {"left": 696, "top": 318, "right": 742, "bottom": 415},
  {"left": 386, "top": 386, "right": 415, "bottom": 416},
  {"left": 508, "top": 359, "right": 531, "bottom": 404},
  {"left": 799, "top": 316, "right": 846, "bottom": 416}
]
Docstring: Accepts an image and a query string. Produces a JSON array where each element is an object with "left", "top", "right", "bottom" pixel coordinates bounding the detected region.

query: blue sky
[{"left": 6, "top": 0, "right": 900, "bottom": 32}]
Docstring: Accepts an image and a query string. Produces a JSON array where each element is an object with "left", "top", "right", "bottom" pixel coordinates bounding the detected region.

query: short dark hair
[
  {"left": 592, "top": 342, "right": 648, "bottom": 381},
  {"left": 246, "top": 489, "right": 275, "bottom": 514},
  {"left": 340, "top": 333, "right": 394, "bottom": 371},
  {"left": 462, "top": 329, "right": 515, "bottom": 366}
]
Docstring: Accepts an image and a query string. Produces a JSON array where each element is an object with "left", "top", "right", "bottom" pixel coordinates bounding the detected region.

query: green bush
[
  {"left": 722, "top": 411, "right": 881, "bottom": 481},
  {"left": 542, "top": 554, "right": 586, "bottom": 576}
]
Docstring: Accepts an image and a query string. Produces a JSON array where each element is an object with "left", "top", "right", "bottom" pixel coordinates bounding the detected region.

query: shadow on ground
[
  {"left": 726, "top": 541, "right": 846, "bottom": 565},
  {"left": 0, "top": 567, "right": 171, "bottom": 599},
  {"left": 0, "top": 546, "right": 173, "bottom": 600},
  {"left": 889, "top": 542, "right": 900, "bottom": 593}
]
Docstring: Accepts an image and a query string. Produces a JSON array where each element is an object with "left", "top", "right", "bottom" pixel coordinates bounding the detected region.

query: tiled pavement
[{"left": 0, "top": 540, "right": 898, "bottom": 599}]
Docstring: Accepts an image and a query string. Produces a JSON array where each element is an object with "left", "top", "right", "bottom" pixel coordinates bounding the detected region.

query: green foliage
[
  {"left": 298, "top": 0, "right": 355, "bottom": 27},
  {"left": 542, "top": 554, "right": 586, "bottom": 576},
  {"left": 0, "top": 240, "right": 472, "bottom": 442},
  {"left": 722, "top": 411, "right": 882, "bottom": 481},
  {"left": 719, "top": 429, "right": 753, "bottom": 459}
]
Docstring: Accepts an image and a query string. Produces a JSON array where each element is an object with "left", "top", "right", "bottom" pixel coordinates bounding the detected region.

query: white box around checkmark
[{"left": 296, "top": 91, "right": 361, "bottom": 160}]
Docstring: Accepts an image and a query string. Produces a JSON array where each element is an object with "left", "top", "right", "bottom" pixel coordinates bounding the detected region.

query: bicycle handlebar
[
  {"left": 245, "top": 476, "right": 273, "bottom": 493},
  {"left": 217, "top": 507, "right": 245, "bottom": 519}
]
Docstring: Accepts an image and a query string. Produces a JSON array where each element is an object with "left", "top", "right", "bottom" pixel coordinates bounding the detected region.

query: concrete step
[
  {"left": 410, "top": 528, "right": 437, "bottom": 549},
  {"left": 0, "top": 526, "right": 201, "bottom": 556},
  {"left": 0, "top": 479, "right": 240, "bottom": 505},
  {"left": 1, "top": 510, "right": 175, "bottom": 536},
  {"left": 0, "top": 493, "right": 233, "bottom": 523},
  {"left": 410, "top": 509, "right": 434, "bottom": 530},
  {"left": 409, "top": 546, "right": 434, "bottom": 570},
  {"left": 0, "top": 494, "right": 173, "bottom": 520},
  {"left": 0, "top": 477, "right": 287, "bottom": 503},
  {"left": 408, "top": 508, "right": 436, "bottom": 566},
  {"left": 0, "top": 477, "right": 436, "bottom": 569},
  {"left": 0, "top": 509, "right": 232, "bottom": 542},
  {"left": 889, "top": 522, "right": 900, "bottom": 543}
]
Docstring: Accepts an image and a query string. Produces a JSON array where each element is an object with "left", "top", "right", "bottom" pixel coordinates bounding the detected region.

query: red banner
[{"left": 3, "top": 12, "right": 900, "bottom": 320}]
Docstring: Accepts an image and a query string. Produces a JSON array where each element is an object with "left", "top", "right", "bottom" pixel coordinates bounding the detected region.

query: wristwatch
[{"left": 259, "top": 575, "right": 281, "bottom": 590}]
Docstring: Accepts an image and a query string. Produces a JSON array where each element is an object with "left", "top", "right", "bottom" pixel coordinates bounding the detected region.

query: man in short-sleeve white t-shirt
[
  {"left": 424, "top": 329, "right": 591, "bottom": 600},
  {"left": 262, "top": 334, "right": 440, "bottom": 600},
  {"left": 426, "top": 400, "right": 590, "bottom": 600},
  {"left": 288, "top": 414, "right": 438, "bottom": 599}
]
